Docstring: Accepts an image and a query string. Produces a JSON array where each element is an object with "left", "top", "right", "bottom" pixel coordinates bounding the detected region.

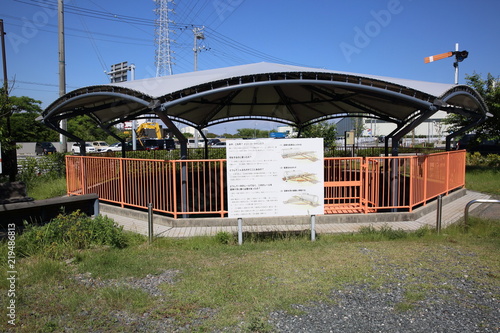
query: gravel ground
[
  {"left": 269, "top": 280, "right": 499, "bottom": 333},
  {"left": 267, "top": 245, "right": 499, "bottom": 333},
  {"left": 72, "top": 269, "right": 181, "bottom": 297}
]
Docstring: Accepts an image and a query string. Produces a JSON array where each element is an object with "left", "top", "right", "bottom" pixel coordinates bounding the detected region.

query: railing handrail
[
  {"left": 464, "top": 199, "right": 500, "bottom": 226},
  {"left": 65, "top": 150, "right": 465, "bottom": 218}
]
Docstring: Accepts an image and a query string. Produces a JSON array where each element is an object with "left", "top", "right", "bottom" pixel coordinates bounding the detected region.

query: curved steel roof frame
[{"left": 43, "top": 62, "right": 489, "bottom": 150}]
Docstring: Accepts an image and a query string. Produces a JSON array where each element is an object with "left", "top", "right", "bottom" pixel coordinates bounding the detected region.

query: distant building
[
  {"left": 276, "top": 126, "right": 297, "bottom": 137},
  {"left": 180, "top": 126, "right": 208, "bottom": 136},
  {"left": 336, "top": 111, "right": 450, "bottom": 142}
]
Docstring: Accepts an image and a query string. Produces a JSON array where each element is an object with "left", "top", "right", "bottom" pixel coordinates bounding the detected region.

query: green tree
[
  {"left": 235, "top": 128, "right": 270, "bottom": 138},
  {"left": 67, "top": 115, "right": 112, "bottom": 141},
  {"left": 445, "top": 72, "right": 500, "bottom": 140},
  {"left": 353, "top": 117, "right": 365, "bottom": 141},
  {"left": 299, "top": 121, "right": 337, "bottom": 147},
  {"left": 0, "top": 87, "right": 13, "bottom": 145},
  {"left": 1, "top": 94, "right": 58, "bottom": 142}
]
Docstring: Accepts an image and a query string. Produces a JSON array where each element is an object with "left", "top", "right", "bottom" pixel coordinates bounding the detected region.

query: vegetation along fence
[{"left": 66, "top": 150, "right": 465, "bottom": 219}]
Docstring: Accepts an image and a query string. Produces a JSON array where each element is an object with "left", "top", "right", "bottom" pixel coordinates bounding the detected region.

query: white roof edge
[{"left": 106, "top": 62, "right": 457, "bottom": 99}]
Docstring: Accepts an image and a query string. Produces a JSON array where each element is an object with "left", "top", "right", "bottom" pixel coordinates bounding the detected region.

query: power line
[
  {"left": 8, "top": 0, "right": 313, "bottom": 74},
  {"left": 75, "top": 0, "right": 108, "bottom": 75},
  {"left": 1, "top": 14, "right": 152, "bottom": 44},
  {"left": 6, "top": 79, "right": 78, "bottom": 88}
]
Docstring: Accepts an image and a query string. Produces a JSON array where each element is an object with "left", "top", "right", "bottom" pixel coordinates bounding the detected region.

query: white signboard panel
[{"left": 227, "top": 138, "right": 324, "bottom": 218}]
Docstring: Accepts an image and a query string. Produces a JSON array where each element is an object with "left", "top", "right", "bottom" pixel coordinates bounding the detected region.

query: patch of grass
[
  {"left": 466, "top": 165, "right": 500, "bottom": 195},
  {"left": 1, "top": 215, "right": 498, "bottom": 332},
  {"left": 28, "top": 176, "right": 67, "bottom": 200},
  {"left": 99, "top": 286, "right": 153, "bottom": 313},
  {"left": 395, "top": 286, "right": 428, "bottom": 312},
  {"left": 21, "top": 257, "right": 68, "bottom": 285},
  {"left": 357, "top": 224, "right": 408, "bottom": 240},
  {"left": 17, "top": 153, "right": 67, "bottom": 199}
]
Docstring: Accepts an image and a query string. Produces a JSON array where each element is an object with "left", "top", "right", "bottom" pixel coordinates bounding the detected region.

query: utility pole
[
  {"left": 58, "top": 0, "right": 67, "bottom": 153},
  {"left": 1, "top": 19, "right": 17, "bottom": 181},
  {"left": 193, "top": 26, "right": 205, "bottom": 71},
  {"left": 1, "top": 19, "right": 9, "bottom": 135},
  {"left": 453, "top": 43, "right": 459, "bottom": 85},
  {"left": 0, "top": 19, "right": 7, "bottom": 95}
]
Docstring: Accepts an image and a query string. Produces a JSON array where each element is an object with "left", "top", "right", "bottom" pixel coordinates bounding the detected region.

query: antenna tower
[{"left": 154, "top": 0, "right": 175, "bottom": 77}]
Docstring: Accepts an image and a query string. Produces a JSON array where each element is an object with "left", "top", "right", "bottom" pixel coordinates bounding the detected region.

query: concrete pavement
[{"left": 100, "top": 189, "right": 494, "bottom": 238}]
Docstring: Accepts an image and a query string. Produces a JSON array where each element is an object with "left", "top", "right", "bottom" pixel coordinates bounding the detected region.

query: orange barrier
[
  {"left": 66, "top": 157, "right": 227, "bottom": 218},
  {"left": 66, "top": 150, "right": 465, "bottom": 218}
]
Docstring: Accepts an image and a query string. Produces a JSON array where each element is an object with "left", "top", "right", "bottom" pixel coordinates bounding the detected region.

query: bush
[
  {"left": 17, "top": 210, "right": 128, "bottom": 259},
  {"left": 214, "top": 231, "right": 235, "bottom": 245},
  {"left": 18, "top": 153, "right": 67, "bottom": 188},
  {"left": 466, "top": 152, "right": 500, "bottom": 167}
]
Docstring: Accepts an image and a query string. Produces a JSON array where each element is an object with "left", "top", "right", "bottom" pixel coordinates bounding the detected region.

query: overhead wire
[
  {"left": 74, "top": 0, "right": 109, "bottom": 77},
  {"left": 0, "top": 13, "right": 152, "bottom": 44},
  {"left": 9, "top": 0, "right": 313, "bottom": 74}
]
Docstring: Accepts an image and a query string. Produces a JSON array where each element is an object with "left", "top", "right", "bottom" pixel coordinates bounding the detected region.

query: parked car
[
  {"left": 35, "top": 142, "right": 57, "bottom": 155},
  {"left": 187, "top": 138, "right": 205, "bottom": 148},
  {"left": 90, "top": 141, "right": 110, "bottom": 152},
  {"left": 208, "top": 138, "right": 221, "bottom": 146},
  {"left": 71, "top": 142, "right": 96, "bottom": 154},
  {"left": 212, "top": 141, "right": 226, "bottom": 148},
  {"left": 107, "top": 142, "right": 126, "bottom": 152}
]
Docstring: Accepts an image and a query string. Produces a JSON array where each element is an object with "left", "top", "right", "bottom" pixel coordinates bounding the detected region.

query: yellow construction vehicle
[
  {"left": 131, "top": 122, "right": 175, "bottom": 151},
  {"left": 136, "top": 122, "right": 163, "bottom": 139}
]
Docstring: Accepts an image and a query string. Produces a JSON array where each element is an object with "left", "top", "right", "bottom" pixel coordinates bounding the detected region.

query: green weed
[
  {"left": 214, "top": 231, "right": 235, "bottom": 245},
  {"left": 17, "top": 211, "right": 128, "bottom": 259},
  {"left": 99, "top": 286, "right": 152, "bottom": 313}
]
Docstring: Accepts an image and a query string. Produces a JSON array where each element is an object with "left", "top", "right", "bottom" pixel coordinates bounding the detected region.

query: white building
[{"left": 336, "top": 111, "right": 451, "bottom": 146}]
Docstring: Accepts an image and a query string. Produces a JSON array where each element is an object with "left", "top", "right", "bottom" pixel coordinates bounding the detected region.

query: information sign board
[{"left": 227, "top": 138, "right": 324, "bottom": 218}]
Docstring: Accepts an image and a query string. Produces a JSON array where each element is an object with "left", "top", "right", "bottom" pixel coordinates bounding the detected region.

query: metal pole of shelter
[{"left": 154, "top": 108, "right": 189, "bottom": 217}]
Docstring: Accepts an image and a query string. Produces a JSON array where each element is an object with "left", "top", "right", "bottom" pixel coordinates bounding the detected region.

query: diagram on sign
[
  {"left": 282, "top": 171, "right": 319, "bottom": 184},
  {"left": 283, "top": 194, "right": 320, "bottom": 207},
  {"left": 281, "top": 150, "right": 318, "bottom": 162}
]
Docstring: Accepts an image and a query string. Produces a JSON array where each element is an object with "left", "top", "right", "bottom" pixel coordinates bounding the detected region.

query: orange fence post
[
  {"left": 80, "top": 156, "right": 86, "bottom": 195},
  {"left": 119, "top": 158, "right": 125, "bottom": 208},
  {"left": 445, "top": 152, "right": 451, "bottom": 195},
  {"left": 409, "top": 156, "right": 414, "bottom": 211}
]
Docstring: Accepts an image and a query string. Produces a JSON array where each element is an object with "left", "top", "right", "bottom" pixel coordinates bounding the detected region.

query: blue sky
[{"left": 1, "top": 0, "right": 499, "bottom": 134}]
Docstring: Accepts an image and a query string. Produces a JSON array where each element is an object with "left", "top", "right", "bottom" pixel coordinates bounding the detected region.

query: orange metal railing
[
  {"left": 66, "top": 150, "right": 465, "bottom": 218},
  {"left": 66, "top": 156, "right": 227, "bottom": 218}
]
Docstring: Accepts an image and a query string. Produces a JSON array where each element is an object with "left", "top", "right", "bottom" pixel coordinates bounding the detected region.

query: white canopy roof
[{"left": 43, "top": 62, "right": 488, "bottom": 135}]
